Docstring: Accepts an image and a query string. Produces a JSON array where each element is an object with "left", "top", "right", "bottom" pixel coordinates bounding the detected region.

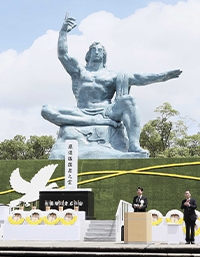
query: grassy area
[{"left": 0, "top": 158, "right": 200, "bottom": 219}]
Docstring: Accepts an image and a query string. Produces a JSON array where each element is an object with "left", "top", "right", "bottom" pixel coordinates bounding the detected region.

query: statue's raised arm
[
  {"left": 57, "top": 12, "right": 79, "bottom": 76},
  {"left": 128, "top": 69, "right": 182, "bottom": 86}
]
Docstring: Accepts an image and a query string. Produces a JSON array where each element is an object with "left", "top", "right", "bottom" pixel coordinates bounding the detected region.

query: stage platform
[{"left": 0, "top": 241, "right": 200, "bottom": 256}]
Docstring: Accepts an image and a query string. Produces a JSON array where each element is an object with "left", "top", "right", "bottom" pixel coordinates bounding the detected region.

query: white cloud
[
  {"left": 0, "top": 0, "right": 200, "bottom": 141},
  {"left": 0, "top": 107, "right": 58, "bottom": 140}
]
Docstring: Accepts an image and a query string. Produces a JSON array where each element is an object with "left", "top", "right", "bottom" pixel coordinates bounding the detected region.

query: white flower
[{"left": 140, "top": 200, "right": 144, "bottom": 206}]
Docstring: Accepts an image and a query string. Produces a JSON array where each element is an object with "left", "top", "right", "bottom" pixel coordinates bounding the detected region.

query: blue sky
[
  {"left": 1, "top": 0, "right": 199, "bottom": 142},
  {"left": 0, "top": 0, "right": 186, "bottom": 53}
]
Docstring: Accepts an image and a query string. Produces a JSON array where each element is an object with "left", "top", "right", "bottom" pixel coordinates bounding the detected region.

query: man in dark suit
[
  {"left": 181, "top": 190, "right": 197, "bottom": 244},
  {"left": 132, "top": 187, "right": 148, "bottom": 212}
]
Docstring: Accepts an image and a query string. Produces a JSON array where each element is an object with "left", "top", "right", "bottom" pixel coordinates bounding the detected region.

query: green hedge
[{"left": 0, "top": 158, "right": 200, "bottom": 219}]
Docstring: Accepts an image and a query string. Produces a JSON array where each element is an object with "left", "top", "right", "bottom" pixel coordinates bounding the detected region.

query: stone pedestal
[{"left": 49, "top": 125, "right": 149, "bottom": 159}]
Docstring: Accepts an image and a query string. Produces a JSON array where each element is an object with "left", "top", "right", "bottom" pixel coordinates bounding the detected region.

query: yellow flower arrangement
[
  {"left": 43, "top": 210, "right": 60, "bottom": 225},
  {"left": 166, "top": 217, "right": 184, "bottom": 225},
  {"left": 25, "top": 210, "right": 43, "bottom": 225},
  {"left": 43, "top": 216, "right": 60, "bottom": 225},
  {"left": 152, "top": 217, "right": 162, "bottom": 226},
  {"left": 8, "top": 210, "right": 25, "bottom": 225},
  {"left": 148, "top": 209, "right": 163, "bottom": 226},
  {"left": 60, "top": 208, "right": 78, "bottom": 225},
  {"left": 60, "top": 216, "right": 77, "bottom": 225},
  {"left": 8, "top": 216, "right": 24, "bottom": 225},
  {"left": 26, "top": 216, "right": 43, "bottom": 225},
  {"left": 165, "top": 210, "right": 184, "bottom": 225}
]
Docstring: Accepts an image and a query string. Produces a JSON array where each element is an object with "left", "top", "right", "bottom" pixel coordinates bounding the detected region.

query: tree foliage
[
  {"left": 0, "top": 135, "right": 55, "bottom": 160},
  {"left": 140, "top": 102, "right": 200, "bottom": 158}
]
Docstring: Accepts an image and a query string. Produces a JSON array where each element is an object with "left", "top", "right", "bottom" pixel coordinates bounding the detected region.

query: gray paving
[
  {"left": 0, "top": 240, "right": 199, "bottom": 247},
  {"left": 0, "top": 241, "right": 200, "bottom": 256}
]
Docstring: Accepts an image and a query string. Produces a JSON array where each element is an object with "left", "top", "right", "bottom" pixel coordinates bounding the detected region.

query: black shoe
[
  {"left": 185, "top": 241, "right": 190, "bottom": 244},
  {"left": 191, "top": 241, "right": 195, "bottom": 244}
]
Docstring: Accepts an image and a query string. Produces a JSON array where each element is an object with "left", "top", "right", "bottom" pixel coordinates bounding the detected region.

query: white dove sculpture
[{"left": 9, "top": 164, "right": 58, "bottom": 208}]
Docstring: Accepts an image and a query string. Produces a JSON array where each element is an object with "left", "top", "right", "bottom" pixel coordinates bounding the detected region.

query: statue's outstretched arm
[
  {"left": 58, "top": 12, "right": 79, "bottom": 75},
  {"left": 128, "top": 69, "right": 182, "bottom": 86}
]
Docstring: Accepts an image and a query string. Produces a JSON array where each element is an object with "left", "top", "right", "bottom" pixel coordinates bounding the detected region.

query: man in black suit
[
  {"left": 181, "top": 190, "right": 197, "bottom": 244},
  {"left": 132, "top": 187, "right": 148, "bottom": 212}
]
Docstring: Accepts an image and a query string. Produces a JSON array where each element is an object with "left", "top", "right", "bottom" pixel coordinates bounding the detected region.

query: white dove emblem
[{"left": 9, "top": 164, "right": 58, "bottom": 208}]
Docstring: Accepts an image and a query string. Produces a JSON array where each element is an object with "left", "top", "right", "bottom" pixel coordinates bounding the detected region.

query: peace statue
[{"left": 41, "top": 13, "right": 182, "bottom": 159}]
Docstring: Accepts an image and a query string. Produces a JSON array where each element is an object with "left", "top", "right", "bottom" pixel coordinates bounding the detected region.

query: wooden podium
[{"left": 124, "top": 212, "right": 152, "bottom": 243}]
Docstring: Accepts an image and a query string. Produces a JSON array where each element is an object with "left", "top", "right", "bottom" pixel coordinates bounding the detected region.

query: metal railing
[{"left": 115, "top": 199, "right": 132, "bottom": 242}]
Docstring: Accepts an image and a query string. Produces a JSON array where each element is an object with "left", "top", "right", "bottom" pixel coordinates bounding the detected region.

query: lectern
[{"left": 124, "top": 212, "right": 152, "bottom": 243}]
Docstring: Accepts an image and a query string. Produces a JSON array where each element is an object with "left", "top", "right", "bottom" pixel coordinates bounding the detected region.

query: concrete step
[
  {"left": 88, "top": 226, "right": 115, "bottom": 231},
  {"left": 84, "top": 236, "right": 116, "bottom": 240},
  {"left": 85, "top": 230, "right": 115, "bottom": 234},
  {"left": 84, "top": 220, "right": 116, "bottom": 242}
]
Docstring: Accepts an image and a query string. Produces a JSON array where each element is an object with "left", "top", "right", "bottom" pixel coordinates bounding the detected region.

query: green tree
[
  {"left": 185, "top": 133, "right": 200, "bottom": 157},
  {"left": 0, "top": 135, "right": 28, "bottom": 160},
  {"left": 140, "top": 121, "right": 162, "bottom": 157},
  {"left": 162, "top": 146, "right": 190, "bottom": 158},
  {"left": 0, "top": 135, "right": 55, "bottom": 160},
  {"left": 154, "top": 102, "right": 179, "bottom": 150},
  {"left": 140, "top": 102, "right": 191, "bottom": 158},
  {"left": 26, "top": 135, "right": 55, "bottom": 159}
]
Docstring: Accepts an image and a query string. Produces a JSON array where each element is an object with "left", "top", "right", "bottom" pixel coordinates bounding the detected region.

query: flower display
[
  {"left": 60, "top": 209, "right": 78, "bottom": 225},
  {"left": 165, "top": 209, "right": 184, "bottom": 225},
  {"left": 148, "top": 209, "right": 163, "bottom": 226},
  {"left": 8, "top": 210, "right": 25, "bottom": 225},
  {"left": 43, "top": 209, "right": 60, "bottom": 225},
  {"left": 26, "top": 210, "right": 43, "bottom": 225}
]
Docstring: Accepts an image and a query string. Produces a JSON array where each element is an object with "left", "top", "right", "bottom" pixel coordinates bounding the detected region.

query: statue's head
[{"left": 85, "top": 42, "right": 107, "bottom": 67}]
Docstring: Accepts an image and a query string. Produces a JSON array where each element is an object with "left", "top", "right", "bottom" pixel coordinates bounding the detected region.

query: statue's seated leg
[
  {"left": 106, "top": 95, "right": 149, "bottom": 154},
  {"left": 42, "top": 103, "right": 149, "bottom": 159},
  {"left": 41, "top": 104, "right": 121, "bottom": 127}
]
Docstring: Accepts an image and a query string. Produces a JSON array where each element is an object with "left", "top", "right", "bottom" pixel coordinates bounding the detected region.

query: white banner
[{"left": 65, "top": 140, "right": 78, "bottom": 190}]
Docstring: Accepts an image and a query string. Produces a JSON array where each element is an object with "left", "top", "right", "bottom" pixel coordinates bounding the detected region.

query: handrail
[{"left": 115, "top": 199, "right": 132, "bottom": 242}]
